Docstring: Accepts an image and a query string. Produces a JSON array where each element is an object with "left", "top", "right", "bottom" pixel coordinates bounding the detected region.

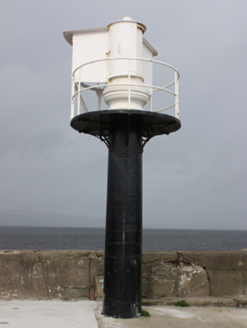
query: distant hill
[{"left": 0, "top": 209, "right": 104, "bottom": 228}]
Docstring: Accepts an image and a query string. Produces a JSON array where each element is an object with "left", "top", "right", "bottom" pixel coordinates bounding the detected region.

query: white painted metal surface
[{"left": 63, "top": 17, "right": 180, "bottom": 121}]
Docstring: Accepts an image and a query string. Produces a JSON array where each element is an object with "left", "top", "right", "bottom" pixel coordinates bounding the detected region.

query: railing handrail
[
  {"left": 70, "top": 57, "right": 180, "bottom": 120},
  {"left": 72, "top": 82, "right": 177, "bottom": 99},
  {"left": 72, "top": 56, "right": 179, "bottom": 79}
]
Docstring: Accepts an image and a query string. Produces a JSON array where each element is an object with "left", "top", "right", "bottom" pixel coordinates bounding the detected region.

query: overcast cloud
[{"left": 0, "top": 0, "right": 246, "bottom": 229}]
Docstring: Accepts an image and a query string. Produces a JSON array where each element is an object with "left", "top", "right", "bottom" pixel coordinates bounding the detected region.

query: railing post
[
  {"left": 97, "top": 89, "right": 103, "bottom": 111},
  {"left": 149, "top": 94, "right": 153, "bottom": 111},
  {"left": 98, "top": 94, "right": 102, "bottom": 111},
  {"left": 175, "top": 71, "right": 179, "bottom": 118},
  {"left": 128, "top": 59, "right": 131, "bottom": 109},
  {"left": 77, "top": 82, "right": 80, "bottom": 116},
  {"left": 70, "top": 76, "right": 75, "bottom": 120}
]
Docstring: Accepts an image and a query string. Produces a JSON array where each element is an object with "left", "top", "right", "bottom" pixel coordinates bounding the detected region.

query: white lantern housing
[{"left": 63, "top": 17, "right": 179, "bottom": 120}]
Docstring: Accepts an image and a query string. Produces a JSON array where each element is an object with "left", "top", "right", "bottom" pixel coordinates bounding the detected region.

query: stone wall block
[
  {"left": 178, "top": 262, "right": 210, "bottom": 297},
  {"left": 180, "top": 251, "right": 247, "bottom": 296},
  {"left": 141, "top": 271, "right": 149, "bottom": 298},
  {"left": 150, "top": 262, "right": 179, "bottom": 298},
  {"left": 38, "top": 250, "right": 92, "bottom": 263},
  {"left": 208, "top": 269, "right": 245, "bottom": 296},
  {"left": 0, "top": 250, "right": 47, "bottom": 299},
  {"left": 31, "top": 262, "right": 48, "bottom": 297},
  {"left": 180, "top": 251, "right": 247, "bottom": 271},
  {"left": 244, "top": 271, "right": 247, "bottom": 295},
  {"left": 89, "top": 255, "right": 104, "bottom": 288},
  {"left": 65, "top": 287, "right": 90, "bottom": 300},
  {"left": 39, "top": 251, "right": 90, "bottom": 299},
  {"left": 142, "top": 251, "right": 178, "bottom": 264},
  {"left": 95, "top": 275, "right": 104, "bottom": 300}
]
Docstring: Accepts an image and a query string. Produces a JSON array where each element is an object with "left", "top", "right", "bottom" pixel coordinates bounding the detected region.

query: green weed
[
  {"left": 175, "top": 300, "right": 189, "bottom": 307},
  {"left": 141, "top": 310, "right": 150, "bottom": 317}
]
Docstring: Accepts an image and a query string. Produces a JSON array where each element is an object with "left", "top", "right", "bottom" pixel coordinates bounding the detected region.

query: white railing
[{"left": 70, "top": 57, "right": 180, "bottom": 120}]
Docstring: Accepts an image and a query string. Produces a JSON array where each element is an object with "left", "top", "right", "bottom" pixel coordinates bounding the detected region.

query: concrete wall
[{"left": 0, "top": 250, "right": 246, "bottom": 300}]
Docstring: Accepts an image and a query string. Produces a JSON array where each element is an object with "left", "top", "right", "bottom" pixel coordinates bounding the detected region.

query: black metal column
[
  {"left": 70, "top": 109, "right": 181, "bottom": 319},
  {"left": 103, "top": 120, "right": 142, "bottom": 318}
]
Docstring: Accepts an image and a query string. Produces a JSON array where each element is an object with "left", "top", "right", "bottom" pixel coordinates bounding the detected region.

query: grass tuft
[
  {"left": 141, "top": 310, "right": 150, "bottom": 317},
  {"left": 175, "top": 300, "right": 189, "bottom": 307}
]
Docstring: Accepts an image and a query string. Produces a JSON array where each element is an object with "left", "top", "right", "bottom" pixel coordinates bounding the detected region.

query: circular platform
[{"left": 71, "top": 110, "right": 181, "bottom": 141}]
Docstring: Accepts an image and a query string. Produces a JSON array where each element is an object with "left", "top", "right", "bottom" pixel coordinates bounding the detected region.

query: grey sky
[{"left": 0, "top": 0, "right": 246, "bottom": 229}]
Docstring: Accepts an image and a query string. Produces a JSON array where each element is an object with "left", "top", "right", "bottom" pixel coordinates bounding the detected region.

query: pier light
[{"left": 63, "top": 17, "right": 181, "bottom": 319}]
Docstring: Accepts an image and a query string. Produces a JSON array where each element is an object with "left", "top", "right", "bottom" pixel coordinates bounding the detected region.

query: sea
[{"left": 0, "top": 226, "right": 246, "bottom": 250}]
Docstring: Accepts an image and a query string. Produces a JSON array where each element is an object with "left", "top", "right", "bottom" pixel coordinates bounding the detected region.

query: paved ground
[
  {"left": 0, "top": 300, "right": 98, "bottom": 328},
  {"left": 96, "top": 304, "right": 247, "bottom": 328},
  {"left": 1, "top": 300, "right": 247, "bottom": 328}
]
